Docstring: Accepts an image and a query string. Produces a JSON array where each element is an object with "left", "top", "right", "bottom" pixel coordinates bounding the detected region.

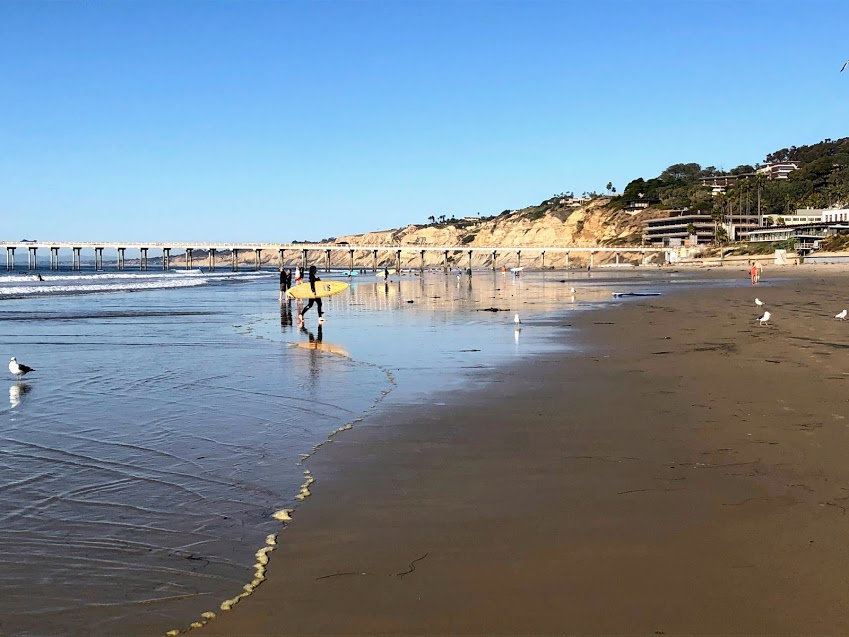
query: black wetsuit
[
  {"left": 280, "top": 270, "right": 292, "bottom": 292},
  {"left": 300, "top": 270, "right": 323, "bottom": 318}
]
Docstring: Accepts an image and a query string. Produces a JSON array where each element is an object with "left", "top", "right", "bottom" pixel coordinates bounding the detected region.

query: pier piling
[
  {"left": 185, "top": 248, "right": 193, "bottom": 270},
  {"left": 94, "top": 247, "right": 103, "bottom": 271},
  {"left": 72, "top": 247, "right": 82, "bottom": 271},
  {"left": 50, "top": 247, "right": 60, "bottom": 271},
  {"left": 325, "top": 249, "right": 331, "bottom": 273},
  {"left": 28, "top": 247, "right": 37, "bottom": 271},
  {"left": 208, "top": 249, "right": 216, "bottom": 271},
  {"left": 231, "top": 249, "right": 239, "bottom": 272},
  {"left": 254, "top": 249, "right": 262, "bottom": 271}
]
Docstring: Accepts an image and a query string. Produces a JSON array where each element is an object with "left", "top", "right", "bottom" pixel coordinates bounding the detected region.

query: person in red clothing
[{"left": 750, "top": 262, "right": 757, "bottom": 285}]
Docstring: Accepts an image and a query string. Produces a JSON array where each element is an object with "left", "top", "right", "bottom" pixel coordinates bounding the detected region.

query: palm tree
[{"left": 428, "top": 216, "right": 435, "bottom": 224}]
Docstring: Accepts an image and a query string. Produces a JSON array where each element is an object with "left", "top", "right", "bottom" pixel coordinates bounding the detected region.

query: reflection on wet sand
[
  {"left": 279, "top": 299, "right": 294, "bottom": 328},
  {"left": 9, "top": 382, "right": 31, "bottom": 408},
  {"left": 295, "top": 324, "right": 349, "bottom": 358}
]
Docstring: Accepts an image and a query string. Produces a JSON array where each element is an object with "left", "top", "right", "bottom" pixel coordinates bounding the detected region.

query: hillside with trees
[{"left": 611, "top": 137, "right": 849, "bottom": 220}]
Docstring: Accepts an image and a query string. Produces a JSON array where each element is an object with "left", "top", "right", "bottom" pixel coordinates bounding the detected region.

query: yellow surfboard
[
  {"left": 379, "top": 268, "right": 397, "bottom": 278},
  {"left": 286, "top": 280, "right": 349, "bottom": 299}
]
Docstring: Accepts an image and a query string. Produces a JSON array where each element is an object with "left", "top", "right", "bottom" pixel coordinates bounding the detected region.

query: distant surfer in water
[{"left": 298, "top": 265, "right": 324, "bottom": 324}]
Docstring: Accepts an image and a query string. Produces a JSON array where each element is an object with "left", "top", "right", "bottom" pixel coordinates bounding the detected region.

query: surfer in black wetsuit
[
  {"left": 298, "top": 265, "right": 324, "bottom": 324},
  {"left": 279, "top": 266, "right": 292, "bottom": 301}
]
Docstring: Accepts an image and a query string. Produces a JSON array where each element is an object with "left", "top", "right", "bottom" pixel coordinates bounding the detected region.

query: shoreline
[{"left": 195, "top": 265, "right": 849, "bottom": 635}]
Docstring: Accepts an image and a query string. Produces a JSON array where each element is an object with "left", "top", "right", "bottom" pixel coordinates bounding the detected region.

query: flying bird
[
  {"left": 842, "top": 60, "right": 849, "bottom": 73},
  {"left": 757, "top": 311, "right": 771, "bottom": 326},
  {"left": 755, "top": 298, "right": 764, "bottom": 307},
  {"left": 836, "top": 310, "right": 848, "bottom": 320},
  {"left": 9, "top": 356, "right": 34, "bottom": 380}
]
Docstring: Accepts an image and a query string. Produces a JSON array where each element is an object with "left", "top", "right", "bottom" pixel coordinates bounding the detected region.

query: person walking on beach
[
  {"left": 279, "top": 267, "right": 292, "bottom": 302},
  {"left": 755, "top": 261, "right": 763, "bottom": 283},
  {"left": 294, "top": 265, "right": 302, "bottom": 283},
  {"left": 750, "top": 261, "right": 758, "bottom": 285},
  {"left": 298, "top": 265, "right": 324, "bottom": 324}
]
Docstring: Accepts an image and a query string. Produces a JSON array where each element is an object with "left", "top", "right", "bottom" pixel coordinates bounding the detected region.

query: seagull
[
  {"left": 757, "top": 310, "right": 771, "bottom": 326},
  {"left": 570, "top": 287, "right": 576, "bottom": 294},
  {"left": 755, "top": 298, "right": 764, "bottom": 307},
  {"left": 836, "top": 310, "right": 848, "bottom": 320},
  {"left": 514, "top": 313, "right": 521, "bottom": 326},
  {"left": 842, "top": 59, "right": 849, "bottom": 73},
  {"left": 9, "top": 356, "right": 34, "bottom": 380}
]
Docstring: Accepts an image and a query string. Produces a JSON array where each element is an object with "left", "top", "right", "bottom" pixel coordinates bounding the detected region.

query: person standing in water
[
  {"left": 298, "top": 265, "right": 324, "bottom": 324},
  {"left": 279, "top": 267, "right": 292, "bottom": 302}
]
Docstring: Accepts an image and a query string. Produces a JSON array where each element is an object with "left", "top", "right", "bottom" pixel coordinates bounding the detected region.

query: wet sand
[{"left": 203, "top": 266, "right": 849, "bottom": 636}]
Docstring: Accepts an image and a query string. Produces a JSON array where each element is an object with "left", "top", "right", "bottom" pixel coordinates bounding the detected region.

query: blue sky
[{"left": 1, "top": 0, "right": 847, "bottom": 242}]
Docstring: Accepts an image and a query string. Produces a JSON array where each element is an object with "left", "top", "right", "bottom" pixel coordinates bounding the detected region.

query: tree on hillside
[
  {"left": 606, "top": 181, "right": 616, "bottom": 194},
  {"left": 730, "top": 164, "right": 755, "bottom": 175},
  {"left": 660, "top": 163, "right": 701, "bottom": 184},
  {"left": 428, "top": 215, "right": 435, "bottom": 224},
  {"left": 438, "top": 215, "right": 446, "bottom": 223}
]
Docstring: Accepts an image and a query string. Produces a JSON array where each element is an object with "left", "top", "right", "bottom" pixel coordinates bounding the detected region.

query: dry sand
[{"left": 200, "top": 265, "right": 849, "bottom": 636}]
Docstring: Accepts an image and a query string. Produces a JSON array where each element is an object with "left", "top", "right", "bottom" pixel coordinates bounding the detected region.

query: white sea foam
[{"left": 0, "top": 269, "right": 272, "bottom": 298}]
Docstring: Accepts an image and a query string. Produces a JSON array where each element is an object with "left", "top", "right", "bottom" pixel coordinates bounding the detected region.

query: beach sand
[{"left": 201, "top": 266, "right": 849, "bottom": 636}]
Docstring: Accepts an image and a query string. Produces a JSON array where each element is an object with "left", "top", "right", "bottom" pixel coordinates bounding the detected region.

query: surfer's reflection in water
[{"left": 300, "top": 323, "right": 324, "bottom": 379}]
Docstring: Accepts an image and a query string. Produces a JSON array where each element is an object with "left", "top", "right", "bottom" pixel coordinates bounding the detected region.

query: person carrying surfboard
[{"left": 298, "top": 265, "right": 324, "bottom": 324}]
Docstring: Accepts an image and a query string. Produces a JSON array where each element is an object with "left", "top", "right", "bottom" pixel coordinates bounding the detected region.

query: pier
[{"left": 1, "top": 242, "right": 670, "bottom": 272}]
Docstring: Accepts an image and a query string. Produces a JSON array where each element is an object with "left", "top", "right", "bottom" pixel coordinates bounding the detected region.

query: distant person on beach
[
  {"left": 750, "top": 262, "right": 758, "bottom": 285},
  {"left": 384, "top": 266, "right": 389, "bottom": 279},
  {"left": 294, "top": 266, "right": 302, "bottom": 283},
  {"left": 298, "top": 265, "right": 324, "bottom": 324},
  {"left": 36, "top": 274, "right": 44, "bottom": 281},
  {"left": 279, "top": 267, "right": 292, "bottom": 301},
  {"left": 755, "top": 261, "right": 763, "bottom": 283},
  {"left": 466, "top": 267, "right": 472, "bottom": 277}
]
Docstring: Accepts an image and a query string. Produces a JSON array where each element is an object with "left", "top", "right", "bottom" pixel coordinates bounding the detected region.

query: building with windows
[
  {"left": 642, "top": 210, "right": 759, "bottom": 246},
  {"left": 756, "top": 162, "right": 800, "bottom": 180},
  {"left": 820, "top": 208, "right": 849, "bottom": 223}
]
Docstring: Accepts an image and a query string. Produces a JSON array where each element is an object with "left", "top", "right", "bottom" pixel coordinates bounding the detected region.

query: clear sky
[{"left": 1, "top": 0, "right": 847, "bottom": 243}]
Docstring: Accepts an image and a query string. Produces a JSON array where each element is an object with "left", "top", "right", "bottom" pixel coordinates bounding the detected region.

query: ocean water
[{"left": 0, "top": 266, "right": 702, "bottom": 636}]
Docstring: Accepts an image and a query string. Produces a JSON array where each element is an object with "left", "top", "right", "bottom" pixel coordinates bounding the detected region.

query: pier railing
[{"left": 1, "top": 241, "right": 670, "bottom": 272}]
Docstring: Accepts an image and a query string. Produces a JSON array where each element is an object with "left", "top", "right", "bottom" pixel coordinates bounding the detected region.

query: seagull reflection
[
  {"left": 10, "top": 382, "right": 31, "bottom": 408},
  {"left": 514, "top": 328, "right": 521, "bottom": 345}
]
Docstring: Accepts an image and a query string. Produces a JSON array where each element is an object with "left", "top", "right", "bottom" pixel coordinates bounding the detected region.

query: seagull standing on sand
[
  {"left": 755, "top": 298, "right": 764, "bottom": 307},
  {"left": 836, "top": 310, "right": 848, "bottom": 320},
  {"left": 757, "top": 311, "right": 771, "bottom": 326},
  {"left": 9, "top": 357, "right": 34, "bottom": 380},
  {"left": 514, "top": 313, "right": 522, "bottom": 328}
]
